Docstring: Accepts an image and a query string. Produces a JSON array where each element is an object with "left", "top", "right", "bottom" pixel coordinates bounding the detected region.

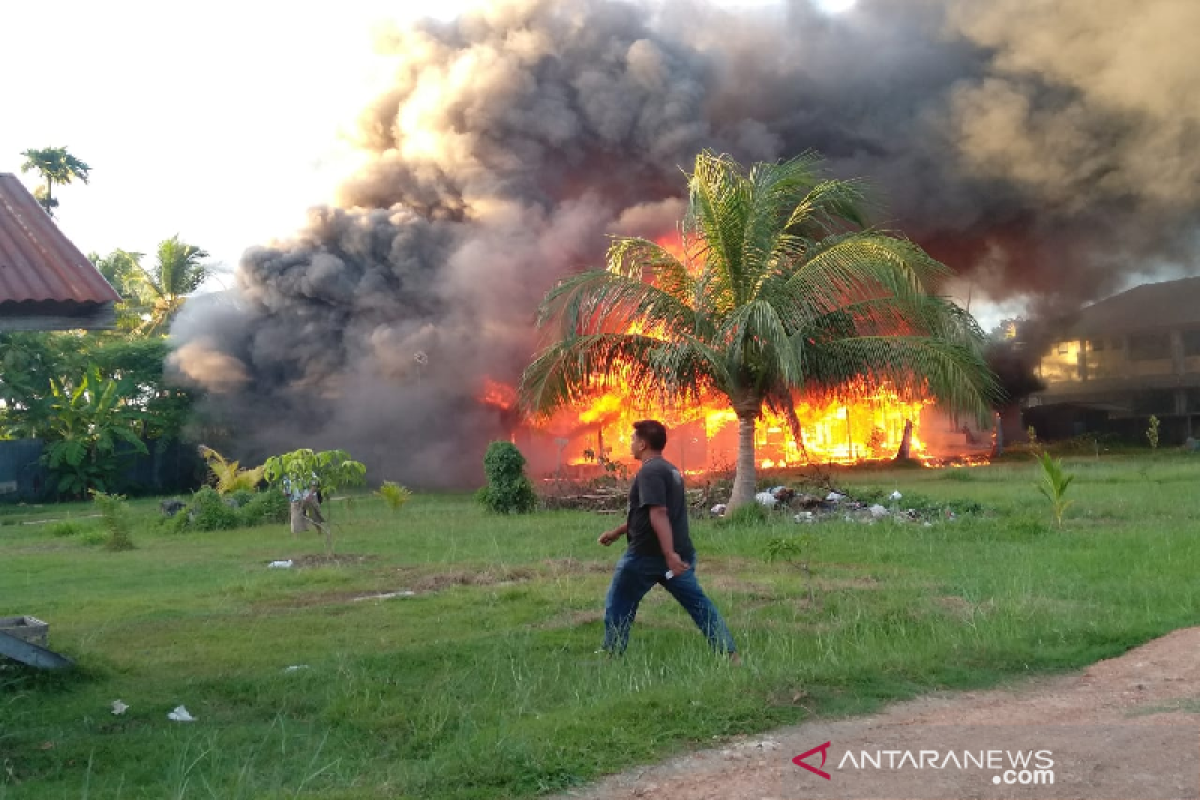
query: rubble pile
[{"left": 718, "top": 486, "right": 978, "bottom": 526}]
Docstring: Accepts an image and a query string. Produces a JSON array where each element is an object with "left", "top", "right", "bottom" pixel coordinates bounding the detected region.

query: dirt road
[{"left": 557, "top": 628, "right": 1200, "bottom": 800}]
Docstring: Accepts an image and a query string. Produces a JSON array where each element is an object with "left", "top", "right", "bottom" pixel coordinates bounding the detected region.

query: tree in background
[
  {"left": 521, "top": 151, "right": 997, "bottom": 508},
  {"left": 20, "top": 146, "right": 91, "bottom": 217},
  {"left": 0, "top": 334, "right": 196, "bottom": 496},
  {"left": 90, "top": 249, "right": 147, "bottom": 333},
  {"left": 136, "top": 236, "right": 211, "bottom": 336}
]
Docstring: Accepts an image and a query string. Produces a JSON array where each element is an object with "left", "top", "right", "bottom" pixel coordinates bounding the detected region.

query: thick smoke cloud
[{"left": 170, "top": 0, "right": 1200, "bottom": 486}]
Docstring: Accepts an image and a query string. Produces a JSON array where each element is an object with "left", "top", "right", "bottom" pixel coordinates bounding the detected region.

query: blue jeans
[{"left": 602, "top": 551, "right": 737, "bottom": 655}]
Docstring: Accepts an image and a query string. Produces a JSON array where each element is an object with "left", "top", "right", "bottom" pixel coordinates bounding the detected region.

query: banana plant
[{"left": 39, "top": 368, "right": 147, "bottom": 497}]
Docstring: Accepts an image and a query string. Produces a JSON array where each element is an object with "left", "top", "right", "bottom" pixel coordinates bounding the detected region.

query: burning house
[
  {"left": 1026, "top": 278, "right": 1200, "bottom": 446},
  {"left": 166, "top": 0, "right": 1200, "bottom": 487}
]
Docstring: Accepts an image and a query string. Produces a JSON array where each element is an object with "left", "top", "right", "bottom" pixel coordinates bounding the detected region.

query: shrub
[
  {"left": 185, "top": 486, "right": 241, "bottom": 532},
  {"left": 238, "top": 490, "right": 289, "bottom": 527},
  {"left": 48, "top": 520, "right": 82, "bottom": 537},
  {"left": 479, "top": 442, "right": 537, "bottom": 514},
  {"left": 377, "top": 481, "right": 412, "bottom": 513},
  {"left": 227, "top": 489, "right": 255, "bottom": 508},
  {"left": 91, "top": 490, "right": 134, "bottom": 551}
]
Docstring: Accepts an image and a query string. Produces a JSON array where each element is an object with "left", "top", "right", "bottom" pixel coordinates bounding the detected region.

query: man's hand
[
  {"left": 598, "top": 529, "right": 622, "bottom": 546},
  {"left": 666, "top": 551, "right": 690, "bottom": 576}
]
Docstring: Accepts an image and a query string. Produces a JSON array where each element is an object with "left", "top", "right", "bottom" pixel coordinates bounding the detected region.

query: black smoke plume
[{"left": 169, "top": 0, "right": 1200, "bottom": 486}]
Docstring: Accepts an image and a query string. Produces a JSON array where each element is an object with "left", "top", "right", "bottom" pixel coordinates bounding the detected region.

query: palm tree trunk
[{"left": 730, "top": 412, "right": 758, "bottom": 508}]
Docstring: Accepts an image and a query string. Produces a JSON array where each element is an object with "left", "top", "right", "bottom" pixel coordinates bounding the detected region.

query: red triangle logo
[{"left": 793, "top": 741, "right": 832, "bottom": 780}]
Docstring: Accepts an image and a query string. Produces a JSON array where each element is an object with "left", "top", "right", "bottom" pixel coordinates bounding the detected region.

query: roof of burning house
[
  {"left": 1060, "top": 276, "right": 1200, "bottom": 339},
  {"left": 0, "top": 173, "right": 119, "bottom": 330}
]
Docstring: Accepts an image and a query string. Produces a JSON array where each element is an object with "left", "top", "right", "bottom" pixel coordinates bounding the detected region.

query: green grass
[{"left": 4, "top": 455, "right": 1200, "bottom": 798}]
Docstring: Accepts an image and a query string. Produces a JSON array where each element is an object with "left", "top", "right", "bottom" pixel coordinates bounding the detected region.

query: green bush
[
  {"left": 238, "top": 490, "right": 289, "bottom": 526},
  {"left": 478, "top": 442, "right": 538, "bottom": 514},
  {"left": 227, "top": 489, "right": 256, "bottom": 509},
  {"left": 185, "top": 486, "right": 241, "bottom": 532},
  {"left": 48, "top": 520, "right": 82, "bottom": 537}
]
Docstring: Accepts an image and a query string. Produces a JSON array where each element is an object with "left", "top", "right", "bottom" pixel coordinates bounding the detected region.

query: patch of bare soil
[{"left": 555, "top": 628, "right": 1200, "bottom": 800}]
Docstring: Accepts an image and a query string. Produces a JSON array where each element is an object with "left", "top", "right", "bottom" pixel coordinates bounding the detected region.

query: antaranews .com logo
[{"left": 794, "top": 742, "right": 1054, "bottom": 786}]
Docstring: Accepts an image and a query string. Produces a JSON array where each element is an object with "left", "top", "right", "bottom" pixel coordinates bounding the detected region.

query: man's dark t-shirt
[{"left": 626, "top": 457, "right": 695, "bottom": 561}]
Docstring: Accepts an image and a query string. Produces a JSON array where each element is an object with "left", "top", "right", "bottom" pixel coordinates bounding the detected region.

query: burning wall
[{"left": 169, "top": 0, "right": 1200, "bottom": 487}]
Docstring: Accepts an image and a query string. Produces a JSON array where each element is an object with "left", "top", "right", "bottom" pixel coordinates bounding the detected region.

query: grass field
[{"left": 3, "top": 453, "right": 1200, "bottom": 799}]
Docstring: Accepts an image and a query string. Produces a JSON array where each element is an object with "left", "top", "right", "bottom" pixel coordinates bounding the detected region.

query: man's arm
[
  {"left": 649, "top": 506, "right": 689, "bottom": 575},
  {"left": 598, "top": 522, "right": 628, "bottom": 546}
]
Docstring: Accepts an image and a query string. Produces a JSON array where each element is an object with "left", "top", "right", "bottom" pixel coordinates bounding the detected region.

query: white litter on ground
[
  {"left": 167, "top": 705, "right": 196, "bottom": 722},
  {"left": 890, "top": 490, "right": 903, "bottom": 501},
  {"left": 826, "top": 492, "right": 846, "bottom": 502},
  {"left": 111, "top": 700, "right": 128, "bottom": 715},
  {"left": 353, "top": 590, "right": 416, "bottom": 602},
  {"left": 283, "top": 665, "right": 310, "bottom": 673},
  {"left": 754, "top": 492, "right": 778, "bottom": 508},
  {"left": 267, "top": 560, "right": 293, "bottom": 569}
]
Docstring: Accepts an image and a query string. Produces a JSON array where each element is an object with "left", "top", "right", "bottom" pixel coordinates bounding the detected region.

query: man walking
[{"left": 598, "top": 420, "right": 739, "bottom": 661}]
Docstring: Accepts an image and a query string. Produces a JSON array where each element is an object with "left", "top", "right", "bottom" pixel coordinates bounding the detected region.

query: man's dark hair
[{"left": 633, "top": 419, "right": 668, "bottom": 451}]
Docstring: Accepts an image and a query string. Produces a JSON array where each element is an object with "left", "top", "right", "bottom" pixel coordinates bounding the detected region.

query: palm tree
[
  {"left": 137, "top": 236, "right": 211, "bottom": 336},
  {"left": 520, "top": 151, "right": 998, "bottom": 508},
  {"left": 90, "top": 249, "right": 150, "bottom": 334},
  {"left": 20, "top": 147, "right": 91, "bottom": 217}
]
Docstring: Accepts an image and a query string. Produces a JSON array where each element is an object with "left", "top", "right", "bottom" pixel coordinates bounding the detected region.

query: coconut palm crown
[{"left": 520, "top": 150, "right": 998, "bottom": 507}]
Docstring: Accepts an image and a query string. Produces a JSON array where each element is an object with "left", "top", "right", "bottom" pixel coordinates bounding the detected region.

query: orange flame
[
  {"left": 478, "top": 378, "right": 517, "bottom": 411},
  {"left": 492, "top": 228, "right": 969, "bottom": 474}
]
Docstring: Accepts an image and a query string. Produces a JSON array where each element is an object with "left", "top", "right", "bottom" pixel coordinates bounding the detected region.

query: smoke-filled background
[{"left": 168, "top": 0, "right": 1200, "bottom": 486}]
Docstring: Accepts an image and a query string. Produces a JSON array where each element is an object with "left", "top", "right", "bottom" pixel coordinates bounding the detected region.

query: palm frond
[
  {"left": 535, "top": 269, "right": 699, "bottom": 345},
  {"left": 686, "top": 151, "right": 754, "bottom": 305},
  {"left": 605, "top": 236, "right": 698, "bottom": 309},
  {"left": 719, "top": 299, "right": 805, "bottom": 392}
]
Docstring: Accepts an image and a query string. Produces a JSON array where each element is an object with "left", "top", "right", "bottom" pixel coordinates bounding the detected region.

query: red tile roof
[{"left": 0, "top": 173, "right": 120, "bottom": 306}]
